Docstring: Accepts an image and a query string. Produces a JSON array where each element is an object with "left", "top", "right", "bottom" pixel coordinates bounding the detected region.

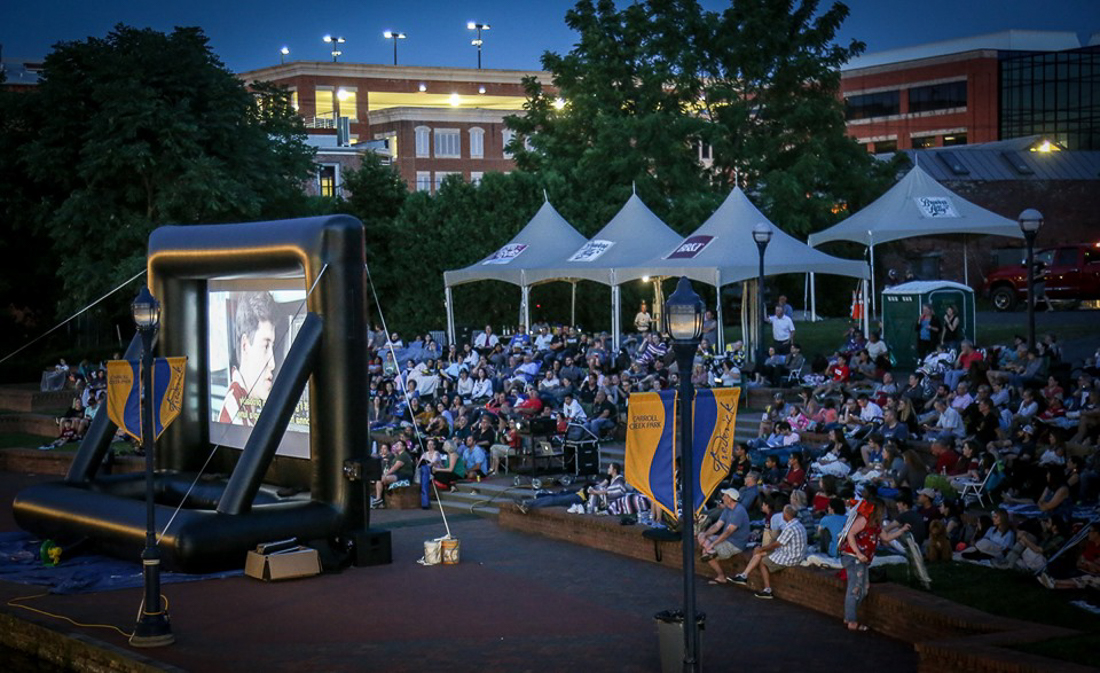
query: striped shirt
[{"left": 768, "top": 519, "right": 807, "bottom": 567}]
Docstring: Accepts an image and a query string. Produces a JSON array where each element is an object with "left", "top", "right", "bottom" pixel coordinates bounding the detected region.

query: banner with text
[
  {"left": 106, "top": 360, "right": 142, "bottom": 442},
  {"left": 625, "top": 390, "right": 678, "bottom": 518},
  {"left": 153, "top": 357, "right": 187, "bottom": 439},
  {"left": 691, "top": 388, "right": 740, "bottom": 515}
]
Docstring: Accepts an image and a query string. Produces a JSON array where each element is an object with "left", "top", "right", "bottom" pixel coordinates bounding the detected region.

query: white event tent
[
  {"left": 807, "top": 163, "right": 1023, "bottom": 316},
  {"left": 523, "top": 193, "right": 684, "bottom": 349},
  {"left": 442, "top": 200, "right": 588, "bottom": 345},
  {"left": 617, "top": 187, "right": 870, "bottom": 350}
]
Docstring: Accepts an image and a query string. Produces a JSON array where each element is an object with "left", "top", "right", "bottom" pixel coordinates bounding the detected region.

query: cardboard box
[{"left": 244, "top": 546, "right": 321, "bottom": 581}]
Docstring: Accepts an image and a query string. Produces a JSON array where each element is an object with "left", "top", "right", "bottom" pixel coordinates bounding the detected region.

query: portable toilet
[{"left": 882, "top": 281, "right": 976, "bottom": 369}]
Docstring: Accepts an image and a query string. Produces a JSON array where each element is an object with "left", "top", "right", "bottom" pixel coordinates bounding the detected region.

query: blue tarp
[{"left": 0, "top": 532, "right": 241, "bottom": 594}]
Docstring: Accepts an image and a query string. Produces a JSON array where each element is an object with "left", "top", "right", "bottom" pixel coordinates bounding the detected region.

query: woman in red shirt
[{"left": 839, "top": 498, "right": 910, "bottom": 631}]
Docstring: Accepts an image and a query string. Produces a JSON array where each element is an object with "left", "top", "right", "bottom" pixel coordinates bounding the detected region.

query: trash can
[{"left": 655, "top": 609, "right": 705, "bottom": 673}]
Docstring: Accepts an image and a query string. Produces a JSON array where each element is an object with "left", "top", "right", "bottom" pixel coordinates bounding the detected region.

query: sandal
[
  {"left": 847, "top": 623, "right": 869, "bottom": 632},
  {"left": 708, "top": 577, "right": 729, "bottom": 585}
]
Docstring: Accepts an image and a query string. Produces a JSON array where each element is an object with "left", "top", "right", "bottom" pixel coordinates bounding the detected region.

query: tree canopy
[{"left": 506, "top": 0, "right": 901, "bottom": 238}]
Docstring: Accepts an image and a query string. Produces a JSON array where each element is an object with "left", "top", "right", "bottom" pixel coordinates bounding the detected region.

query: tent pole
[
  {"left": 862, "top": 279, "right": 870, "bottom": 337},
  {"left": 571, "top": 281, "right": 577, "bottom": 327},
  {"left": 445, "top": 286, "right": 456, "bottom": 347},
  {"left": 868, "top": 231, "right": 876, "bottom": 322},
  {"left": 521, "top": 285, "right": 531, "bottom": 331},
  {"left": 963, "top": 235, "right": 969, "bottom": 287},
  {"left": 715, "top": 281, "right": 725, "bottom": 352},
  {"left": 810, "top": 272, "right": 818, "bottom": 322},
  {"left": 612, "top": 284, "right": 621, "bottom": 351}
]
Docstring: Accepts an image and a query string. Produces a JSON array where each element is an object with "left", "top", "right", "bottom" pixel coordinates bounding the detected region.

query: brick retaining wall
[
  {"left": 499, "top": 505, "right": 1094, "bottom": 673},
  {"left": 0, "top": 448, "right": 143, "bottom": 476}
]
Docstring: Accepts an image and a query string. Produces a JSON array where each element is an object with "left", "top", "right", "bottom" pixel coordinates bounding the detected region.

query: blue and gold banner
[
  {"left": 625, "top": 390, "right": 678, "bottom": 518},
  {"left": 106, "top": 360, "right": 141, "bottom": 442},
  {"left": 691, "top": 388, "right": 740, "bottom": 514},
  {"left": 152, "top": 357, "right": 187, "bottom": 439}
]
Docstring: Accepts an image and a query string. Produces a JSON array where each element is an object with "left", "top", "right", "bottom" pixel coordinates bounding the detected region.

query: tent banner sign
[
  {"left": 914, "top": 197, "right": 959, "bottom": 219},
  {"left": 568, "top": 240, "right": 615, "bottom": 263},
  {"left": 481, "top": 243, "right": 528, "bottom": 265},
  {"left": 666, "top": 235, "right": 715, "bottom": 259}
]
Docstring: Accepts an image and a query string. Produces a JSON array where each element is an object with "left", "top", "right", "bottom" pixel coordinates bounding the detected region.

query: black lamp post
[
  {"left": 665, "top": 276, "right": 705, "bottom": 673},
  {"left": 467, "top": 22, "right": 490, "bottom": 69},
  {"left": 752, "top": 222, "right": 773, "bottom": 368},
  {"left": 323, "top": 35, "right": 346, "bottom": 62},
  {"left": 129, "top": 287, "right": 173, "bottom": 648},
  {"left": 279, "top": 46, "right": 289, "bottom": 64},
  {"left": 1018, "top": 208, "right": 1044, "bottom": 348},
  {"left": 383, "top": 31, "right": 406, "bottom": 65}
]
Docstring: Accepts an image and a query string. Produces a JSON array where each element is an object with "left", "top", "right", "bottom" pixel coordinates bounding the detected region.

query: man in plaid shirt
[{"left": 731, "top": 505, "right": 807, "bottom": 599}]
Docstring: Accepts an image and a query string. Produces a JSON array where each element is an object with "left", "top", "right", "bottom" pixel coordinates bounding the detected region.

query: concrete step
[
  {"left": 0, "top": 412, "right": 61, "bottom": 438},
  {"left": 0, "top": 386, "right": 74, "bottom": 414}
]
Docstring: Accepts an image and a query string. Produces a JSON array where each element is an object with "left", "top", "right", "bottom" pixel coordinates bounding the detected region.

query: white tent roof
[
  {"left": 617, "top": 188, "right": 868, "bottom": 286},
  {"left": 882, "top": 280, "right": 973, "bottom": 295},
  {"left": 442, "top": 201, "right": 588, "bottom": 288},
  {"left": 522, "top": 194, "right": 684, "bottom": 286},
  {"left": 806, "top": 164, "right": 1024, "bottom": 248}
]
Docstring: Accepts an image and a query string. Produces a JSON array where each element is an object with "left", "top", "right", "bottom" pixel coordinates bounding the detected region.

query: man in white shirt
[
  {"left": 561, "top": 392, "right": 587, "bottom": 423},
  {"left": 534, "top": 327, "right": 553, "bottom": 352},
  {"left": 474, "top": 325, "right": 499, "bottom": 354},
  {"left": 765, "top": 305, "right": 796, "bottom": 355}
]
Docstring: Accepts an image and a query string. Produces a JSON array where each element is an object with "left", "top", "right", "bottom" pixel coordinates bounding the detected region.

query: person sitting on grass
[
  {"left": 698, "top": 488, "right": 751, "bottom": 585},
  {"left": 730, "top": 504, "right": 807, "bottom": 599}
]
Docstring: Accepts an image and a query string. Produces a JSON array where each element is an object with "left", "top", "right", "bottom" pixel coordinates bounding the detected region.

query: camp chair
[{"left": 957, "top": 460, "right": 1003, "bottom": 508}]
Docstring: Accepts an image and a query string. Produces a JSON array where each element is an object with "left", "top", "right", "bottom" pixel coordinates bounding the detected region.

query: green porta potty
[{"left": 882, "top": 281, "right": 976, "bottom": 369}]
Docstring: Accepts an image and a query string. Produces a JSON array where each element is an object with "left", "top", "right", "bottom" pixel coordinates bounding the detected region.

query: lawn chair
[{"left": 956, "top": 460, "right": 1004, "bottom": 508}]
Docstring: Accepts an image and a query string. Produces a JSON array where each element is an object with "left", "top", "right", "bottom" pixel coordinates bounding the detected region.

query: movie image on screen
[{"left": 207, "top": 279, "right": 310, "bottom": 458}]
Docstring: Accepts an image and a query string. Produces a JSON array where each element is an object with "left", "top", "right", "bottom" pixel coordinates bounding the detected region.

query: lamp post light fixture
[
  {"left": 751, "top": 222, "right": 773, "bottom": 368},
  {"left": 280, "top": 46, "right": 290, "bottom": 64},
  {"left": 382, "top": 31, "right": 406, "bottom": 65},
  {"left": 665, "top": 276, "right": 705, "bottom": 673},
  {"left": 1018, "top": 208, "right": 1044, "bottom": 348},
  {"left": 128, "top": 287, "right": 173, "bottom": 648},
  {"left": 323, "top": 35, "right": 346, "bottom": 62},
  {"left": 467, "top": 22, "right": 490, "bottom": 69}
]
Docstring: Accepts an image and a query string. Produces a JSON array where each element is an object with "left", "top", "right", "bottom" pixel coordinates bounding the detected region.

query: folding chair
[{"left": 957, "top": 460, "right": 1003, "bottom": 508}]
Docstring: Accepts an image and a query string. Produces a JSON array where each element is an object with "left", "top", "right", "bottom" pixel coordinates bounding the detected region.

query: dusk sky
[{"left": 3, "top": 0, "right": 1099, "bottom": 73}]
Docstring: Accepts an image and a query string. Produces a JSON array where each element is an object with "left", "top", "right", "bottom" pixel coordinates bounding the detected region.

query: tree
[
  {"left": 17, "top": 25, "right": 316, "bottom": 315},
  {"left": 507, "top": 0, "right": 900, "bottom": 240}
]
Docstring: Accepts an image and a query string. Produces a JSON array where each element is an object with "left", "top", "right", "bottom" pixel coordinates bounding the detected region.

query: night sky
[{"left": 3, "top": 0, "right": 1098, "bottom": 73}]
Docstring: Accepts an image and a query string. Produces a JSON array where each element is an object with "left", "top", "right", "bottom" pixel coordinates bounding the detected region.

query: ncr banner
[{"left": 624, "top": 390, "right": 678, "bottom": 518}]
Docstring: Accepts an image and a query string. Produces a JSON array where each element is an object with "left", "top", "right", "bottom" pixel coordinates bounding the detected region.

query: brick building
[{"left": 238, "top": 62, "right": 548, "bottom": 196}]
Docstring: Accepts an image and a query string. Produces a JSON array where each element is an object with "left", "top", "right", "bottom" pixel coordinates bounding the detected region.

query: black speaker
[{"left": 352, "top": 528, "right": 392, "bottom": 567}]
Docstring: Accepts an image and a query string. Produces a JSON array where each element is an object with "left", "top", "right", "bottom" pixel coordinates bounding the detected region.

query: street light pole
[
  {"left": 323, "top": 35, "right": 346, "bottom": 62},
  {"left": 467, "top": 22, "right": 490, "bottom": 69},
  {"left": 752, "top": 223, "right": 773, "bottom": 370},
  {"left": 129, "top": 287, "right": 173, "bottom": 648},
  {"left": 1018, "top": 209, "right": 1044, "bottom": 348},
  {"left": 280, "top": 46, "right": 289, "bottom": 64},
  {"left": 383, "top": 31, "right": 406, "bottom": 65},
  {"left": 666, "top": 276, "right": 704, "bottom": 673}
]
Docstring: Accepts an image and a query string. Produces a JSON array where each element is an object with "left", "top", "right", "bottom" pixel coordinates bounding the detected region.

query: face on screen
[{"left": 239, "top": 320, "right": 275, "bottom": 401}]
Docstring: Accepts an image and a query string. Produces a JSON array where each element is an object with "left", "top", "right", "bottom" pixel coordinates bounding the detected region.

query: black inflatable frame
[{"left": 14, "top": 216, "right": 369, "bottom": 572}]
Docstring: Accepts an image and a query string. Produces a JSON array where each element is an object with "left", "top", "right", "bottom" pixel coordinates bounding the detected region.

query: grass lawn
[
  {"left": 883, "top": 561, "right": 1100, "bottom": 666},
  {"left": 0, "top": 433, "right": 56, "bottom": 450}
]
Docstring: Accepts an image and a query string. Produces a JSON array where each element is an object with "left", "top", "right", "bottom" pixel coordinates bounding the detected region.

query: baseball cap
[
  {"left": 1022, "top": 425, "right": 1035, "bottom": 435},
  {"left": 917, "top": 488, "right": 937, "bottom": 500},
  {"left": 720, "top": 488, "right": 741, "bottom": 501}
]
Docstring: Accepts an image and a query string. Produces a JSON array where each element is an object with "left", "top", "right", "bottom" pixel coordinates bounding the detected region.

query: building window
[
  {"left": 874, "top": 139, "right": 897, "bottom": 153},
  {"left": 911, "top": 136, "right": 935, "bottom": 149},
  {"left": 908, "top": 81, "right": 967, "bottom": 114},
  {"left": 470, "top": 171, "right": 484, "bottom": 185},
  {"left": 469, "top": 127, "right": 485, "bottom": 159},
  {"left": 845, "top": 90, "right": 900, "bottom": 120},
  {"left": 318, "top": 164, "right": 338, "bottom": 197},
  {"left": 434, "top": 171, "right": 459, "bottom": 191},
  {"left": 315, "top": 86, "right": 335, "bottom": 122},
  {"left": 502, "top": 129, "right": 517, "bottom": 158},
  {"left": 415, "top": 171, "right": 431, "bottom": 192},
  {"left": 942, "top": 133, "right": 967, "bottom": 146},
  {"left": 434, "top": 129, "right": 461, "bottom": 158},
  {"left": 289, "top": 88, "right": 298, "bottom": 112},
  {"left": 335, "top": 87, "right": 358, "bottom": 122},
  {"left": 415, "top": 126, "right": 430, "bottom": 158}
]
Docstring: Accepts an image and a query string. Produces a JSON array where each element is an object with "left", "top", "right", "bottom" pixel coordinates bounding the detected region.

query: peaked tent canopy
[
  {"left": 806, "top": 163, "right": 1023, "bottom": 248},
  {"left": 443, "top": 200, "right": 588, "bottom": 288},
  {"left": 522, "top": 193, "right": 684, "bottom": 286},
  {"left": 618, "top": 187, "right": 869, "bottom": 286}
]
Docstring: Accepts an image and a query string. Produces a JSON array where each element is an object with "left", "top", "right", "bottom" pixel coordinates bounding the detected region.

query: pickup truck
[{"left": 983, "top": 243, "right": 1100, "bottom": 311}]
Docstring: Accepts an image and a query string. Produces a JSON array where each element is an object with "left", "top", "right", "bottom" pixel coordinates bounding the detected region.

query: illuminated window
[
  {"left": 911, "top": 136, "right": 935, "bottom": 149},
  {"left": 289, "top": 87, "right": 298, "bottom": 111},
  {"left": 315, "top": 86, "right": 335, "bottom": 122},
  {"left": 434, "top": 129, "right": 461, "bottom": 158},
  {"left": 318, "top": 164, "right": 338, "bottom": 197},
  {"left": 502, "top": 129, "right": 516, "bottom": 158},
  {"left": 336, "top": 87, "right": 358, "bottom": 122},
  {"left": 943, "top": 134, "right": 967, "bottom": 147},
  {"left": 469, "top": 127, "right": 485, "bottom": 159},
  {"left": 415, "top": 126, "right": 430, "bottom": 158},
  {"left": 416, "top": 171, "right": 431, "bottom": 192}
]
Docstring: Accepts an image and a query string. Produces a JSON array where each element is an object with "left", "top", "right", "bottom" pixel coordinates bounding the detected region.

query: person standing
[
  {"left": 941, "top": 305, "right": 961, "bottom": 351},
  {"left": 765, "top": 305, "right": 796, "bottom": 355},
  {"left": 634, "top": 301, "right": 653, "bottom": 333},
  {"left": 914, "top": 304, "right": 941, "bottom": 360},
  {"left": 839, "top": 498, "right": 911, "bottom": 631}
]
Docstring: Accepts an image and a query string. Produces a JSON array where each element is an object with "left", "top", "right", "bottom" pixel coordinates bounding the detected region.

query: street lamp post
[
  {"left": 467, "top": 22, "right": 490, "bottom": 69},
  {"left": 1018, "top": 209, "right": 1044, "bottom": 348},
  {"left": 128, "top": 287, "right": 173, "bottom": 648},
  {"left": 752, "top": 222, "right": 773, "bottom": 369},
  {"left": 280, "top": 46, "right": 289, "bottom": 64},
  {"left": 665, "top": 276, "right": 705, "bottom": 673},
  {"left": 383, "top": 31, "right": 406, "bottom": 65},
  {"left": 323, "top": 35, "right": 346, "bottom": 62}
]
